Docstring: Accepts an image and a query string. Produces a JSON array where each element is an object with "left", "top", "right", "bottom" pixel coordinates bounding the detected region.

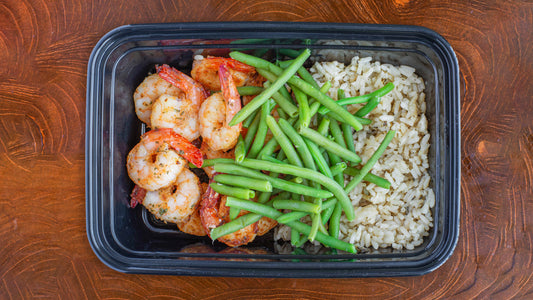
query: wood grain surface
[{"left": 1, "top": 0, "right": 532, "bottom": 298}]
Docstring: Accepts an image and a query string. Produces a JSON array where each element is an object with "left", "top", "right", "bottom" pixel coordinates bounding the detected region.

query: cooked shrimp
[
  {"left": 199, "top": 184, "right": 258, "bottom": 247},
  {"left": 142, "top": 168, "right": 201, "bottom": 224},
  {"left": 127, "top": 128, "right": 203, "bottom": 191},
  {"left": 150, "top": 94, "right": 200, "bottom": 142},
  {"left": 191, "top": 56, "right": 256, "bottom": 91},
  {"left": 199, "top": 64, "right": 242, "bottom": 151},
  {"left": 156, "top": 64, "right": 209, "bottom": 106},
  {"left": 133, "top": 74, "right": 183, "bottom": 127}
]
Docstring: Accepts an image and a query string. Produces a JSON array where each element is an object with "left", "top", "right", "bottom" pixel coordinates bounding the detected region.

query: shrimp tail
[
  {"left": 156, "top": 64, "right": 210, "bottom": 100},
  {"left": 204, "top": 57, "right": 256, "bottom": 73},
  {"left": 199, "top": 181, "right": 225, "bottom": 236},
  {"left": 143, "top": 128, "right": 204, "bottom": 168},
  {"left": 218, "top": 63, "right": 242, "bottom": 126},
  {"left": 130, "top": 185, "right": 146, "bottom": 208}
]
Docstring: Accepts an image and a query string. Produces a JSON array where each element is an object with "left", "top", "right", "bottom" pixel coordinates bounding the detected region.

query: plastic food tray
[{"left": 86, "top": 22, "right": 460, "bottom": 277}]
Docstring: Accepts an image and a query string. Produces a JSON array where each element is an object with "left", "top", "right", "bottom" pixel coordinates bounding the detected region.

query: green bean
[
  {"left": 355, "top": 96, "right": 380, "bottom": 117},
  {"left": 225, "top": 196, "right": 280, "bottom": 219},
  {"left": 328, "top": 119, "right": 347, "bottom": 149},
  {"left": 255, "top": 69, "right": 293, "bottom": 103},
  {"left": 278, "top": 59, "right": 320, "bottom": 89},
  {"left": 213, "top": 163, "right": 333, "bottom": 198},
  {"left": 239, "top": 159, "right": 354, "bottom": 221},
  {"left": 277, "top": 198, "right": 337, "bottom": 224},
  {"left": 321, "top": 204, "right": 335, "bottom": 225},
  {"left": 210, "top": 183, "right": 255, "bottom": 199},
  {"left": 276, "top": 211, "right": 308, "bottom": 224},
  {"left": 279, "top": 48, "right": 303, "bottom": 58},
  {"left": 309, "top": 101, "right": 321, "bottom": 118},
  {"left": 214, "top": 174, "right": 272, "bottom": 193},
  {"left": 317, "top": 117, "right": 330, "bottom": 136},
  {"left": 291, "top": 228, "right": 302, "bottom": 246},
  {"left": 228, "top": 49, "right": 310, "bottom": 126},
  {"left": 237, "top": 86, "right": 264, "bottom": 96},
  {"left": 318, "top": 82, "right": 394, "bottom": 114},
  {"left": 243, "top": 111, "right": 261, "bottom": 151},
  {"left": 210, "top": 212, "right": 262, "bottom": 241},
  {"left": 298, "top": 126, "right": 361, "bottom": 164},
  {"left": 260, "top": 154, "right": 286, "bottom": 165},
  {"left": 234, "top": 135, "right": 246, "bottom": 163},
  {"left": 289, "top": 176, "right": 303, "bottom": 184},
  {"left": 308, "top": 82, "right": 332, "bottom": 118},
  {"left": 328, "top": 151, "right": 344, "bottom": 186},
  {"left": 269, "top": 91, "right": 299, "bottom": 118},
  {"left": 326, "top": 111, "right": 372, "bottom": 126},
  {"left": 345, "top": 130, "right": 396, "bottom": 193},
  {"left": 242, "top": 108, "right": 259, "bottom": 128},
  {"left": 266, "top": 116, "right": 303, "bottom": 167},
  {"left": 288, "top": 220, "right": 356, "bottom": 253},
  {"left": 255, "top": 137, "right": 279, "bottom": 160},
  {"left": 304, "top": 137, "right": 333, "bottom": 179},
  {"left": 328, "top": 202, "right": 343, "bottom": 238},
  {"left": 344, "top": 167, "right": 391, "bottom": 189},
  {"left": 201, "top": 158, "right": 234, "bottom": 167},
  {"left": 272, "top": 199, "right": 321, "bottom": 214},
  {"left": 229, "top": 206, "right": 240, "bottom": 220},
  {"left": 278, "top": 119, "right": 316, "bottom": 171},
  {"left": 292, "top": 86, "right": 311, "bottom": 128},
  {"left": 330, "top": 162, "right": 347, "bottom": 177},
  {"left": 229, "top": 51, "right": 363, "bottom": 131},
  {"left": 224, "top": 196, "right": 355, "bottom": 253},
  {"left": 248, "top": 100, "right": 272, "bottom": 158},
  {"left": 337, "top": 89, "right": 357, "bottom": 155},
  {"left": 309, "top": 213, "right": 321, "bottom": 242}
]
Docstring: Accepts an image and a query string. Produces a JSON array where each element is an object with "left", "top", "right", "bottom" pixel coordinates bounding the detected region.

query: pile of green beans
[{"left": 203, "top": 49, "right": 396, "bottom": 254}]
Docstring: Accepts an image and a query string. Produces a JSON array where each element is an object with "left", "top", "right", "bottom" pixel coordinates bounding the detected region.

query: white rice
[{"left": 274, "top": 56, "right": 434, "bottom": 252}]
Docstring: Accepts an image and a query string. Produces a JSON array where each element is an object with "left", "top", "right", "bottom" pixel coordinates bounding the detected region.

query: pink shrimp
[
  {"left": 126, "top": 128, "right": 203, "bottom": 191},
  {"left": 199, "top": 63, "right": 242, "bottom": 151},
  {"left": 199, "top": 183, "right": 258, "bottom": 247},
  {"left": 191, "top": 56, "right": 256, "bottom": 91}
]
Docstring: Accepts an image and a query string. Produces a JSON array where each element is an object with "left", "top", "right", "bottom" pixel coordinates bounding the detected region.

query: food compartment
[{"left": 86, "top": 23, "right": 460, "bottom": 277}]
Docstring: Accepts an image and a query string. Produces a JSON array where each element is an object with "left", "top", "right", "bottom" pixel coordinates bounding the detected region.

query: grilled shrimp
[
  {"left": 156, "top": 64, "right": 209, "bottom": 106},
  {"left": 142, "top": 168, "right": 201, "bottom": 224},
  {"left": 191, "top": 56, "right": 256, "bottom": 91},
  {"left": 199, "top": 64, "right": 242, "bottom": 151},
  {"left": 126, "top": 128, "right": 203, "bottom": 191},
  {"left": 151, "top": 94, "right": 200, "bottom": 142},
  {"left": 133, "top": 74, "right": 183, "bottom": 127},
  {"left": 199, "top": 184, "right": 258, "bottom": 247}
]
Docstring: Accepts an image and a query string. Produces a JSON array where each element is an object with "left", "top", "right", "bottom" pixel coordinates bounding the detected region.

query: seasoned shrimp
[
  {"left": 156, "top": 64, "right": 209, "bottom": 106},
  {"left": 142, "top": 168, "right": 201, "bottom": 224},
  {"left": 199, "top": 64, "right": 242, "bottom": 151},
  {"left": 133, "top": 74, "right": 183, "bottom": 127},
  {"left": 127, "top": 128, "right": 203, "bottom": 191},
  {"left": 199, "top": 184, "right": 258, "bottom": 247},
  {"left": 151, "top": 94, "right": 200, "bottom": 142},
  {"left": 191, "top": 56, "right": 256, "bottom": 91}
]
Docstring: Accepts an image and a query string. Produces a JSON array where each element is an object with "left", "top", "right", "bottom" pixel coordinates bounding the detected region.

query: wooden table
[{"left": 1, "top": 0, "right": 531, "bottom": 298}]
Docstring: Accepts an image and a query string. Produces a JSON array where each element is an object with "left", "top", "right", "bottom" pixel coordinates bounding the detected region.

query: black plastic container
[{"left": 86, "top": 22, "right": 460, "bottom": 277}]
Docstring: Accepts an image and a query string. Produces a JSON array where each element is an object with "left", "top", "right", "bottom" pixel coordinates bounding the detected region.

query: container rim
[{"left": 86, "top": 21, "right": 460, "bottom": 278}]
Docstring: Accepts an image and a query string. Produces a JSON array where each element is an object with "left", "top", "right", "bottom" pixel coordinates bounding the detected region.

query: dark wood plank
[{"left": 0, "top": 0, "right": 531, "bottom": 298}]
